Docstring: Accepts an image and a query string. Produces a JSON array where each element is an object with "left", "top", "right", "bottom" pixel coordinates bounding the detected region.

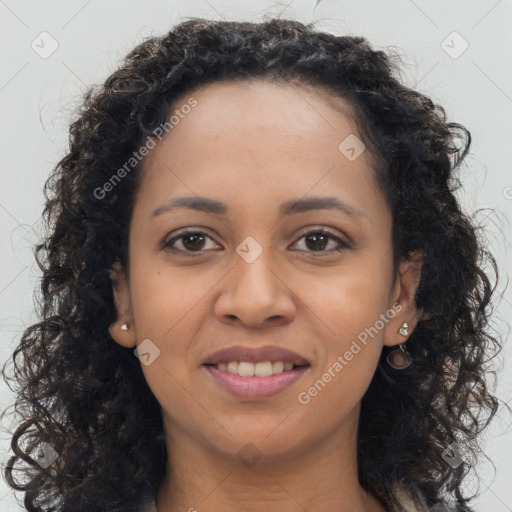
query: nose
[{"left": 213, "top": 250, "right": 297, "bottom": 328}]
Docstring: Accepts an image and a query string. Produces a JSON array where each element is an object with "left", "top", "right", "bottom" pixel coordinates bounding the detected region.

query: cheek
[
  {"left": 127, "top": 265, "right": 214, "bottom": 423},
  {"left": 295, "top": 282, "right": 389, "bottom": 435},
  {"left": 130, "top": 261, "right": 214, "bottom": 340},
  {"left": 293, "top": 255, "right": 392, "bottom": 399},
  {"left": 127, "top": 263, "right": 210, "bottom": 395},
  {"left": 295, "top": 253, "right": 392, "bottom": 340}
]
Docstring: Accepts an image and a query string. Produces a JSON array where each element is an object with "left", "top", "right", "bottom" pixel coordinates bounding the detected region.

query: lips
[
  {"left": 202, "top": 345, "right": 310, "bottom": 366},
  {"left": 204, "top": 364, "right": 310, "bottom": 399}
]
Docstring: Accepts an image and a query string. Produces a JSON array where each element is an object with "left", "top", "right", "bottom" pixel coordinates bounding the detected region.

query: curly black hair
[{"left": 1, "top": 16, "right": 502, "bottom": 512}]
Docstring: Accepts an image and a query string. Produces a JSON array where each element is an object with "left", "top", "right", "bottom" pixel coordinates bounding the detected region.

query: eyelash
[{"left": 161, "top": 227, "right": 351, "bottom": 256}]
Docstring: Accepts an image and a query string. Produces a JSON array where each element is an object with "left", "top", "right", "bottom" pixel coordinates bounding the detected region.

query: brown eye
[
  {"left": 162, "top": 230, "right": 220, "bottom": 253},
  {"left": 180, "top": 233, "right": 206, "bottom": 251},
  {"left": 162, "top": 227, "right": 351, "bottom": 256},
  {"left": 291, "top": 229, "right": 351, "bottom": 255},
  {"left": 304, "top": 233, "right": 329, "bottom": 251}
]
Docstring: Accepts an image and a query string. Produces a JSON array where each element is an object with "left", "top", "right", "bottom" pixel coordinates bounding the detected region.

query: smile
[{"left": 203, "top": 363, "right": 310, "bottom": 399}]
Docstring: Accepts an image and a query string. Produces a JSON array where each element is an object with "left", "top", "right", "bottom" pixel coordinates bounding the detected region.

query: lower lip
[{"left": 203, "top": 365, "right": 310, "bottom": 399}]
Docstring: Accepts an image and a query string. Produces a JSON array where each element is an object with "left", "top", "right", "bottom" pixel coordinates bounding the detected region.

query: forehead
[
  {"left": 163, "top": 78, "right": 360, "bottom": 150},
  {"left": 135, "top": 79, "right": 388, "bottom": 225}
]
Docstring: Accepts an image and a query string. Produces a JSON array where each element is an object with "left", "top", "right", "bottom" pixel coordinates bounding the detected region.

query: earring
[
  {"left": 387, "top": 322, "right": 412, "bottom": 370},
  {"left": 120, "top": 323, "right": 129, "bottom": 331},
  {"left": 399, "top": 322, "right": 408, "bottom": 336},
  {"left": 386, "top": 342, "right": 412, "bottom": 370}
]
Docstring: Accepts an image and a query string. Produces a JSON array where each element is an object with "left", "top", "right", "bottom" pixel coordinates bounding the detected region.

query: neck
[{"left": 155, "top": 408, "right": 387, "bottom": 512}]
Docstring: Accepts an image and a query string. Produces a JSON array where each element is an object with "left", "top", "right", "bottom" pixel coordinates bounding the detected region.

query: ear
[
  {"left": 383, "top": 250, "right": 424, "bottom": 348},
  {"left": 108, "top": 262, "right": 136, "bottom": 348}
]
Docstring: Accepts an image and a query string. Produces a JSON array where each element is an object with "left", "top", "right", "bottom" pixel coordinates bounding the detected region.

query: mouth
[
  {"left": 201, "top": 345, "right": 311, "bottom": 399},
  {"left": 202, "top": 361, "right": 311, "bottom": 399}
]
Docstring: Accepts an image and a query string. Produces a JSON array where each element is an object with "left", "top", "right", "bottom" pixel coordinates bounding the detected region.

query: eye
[
  {"left": 162, "top": 229, "right": 221, "bottom": 254},
  {"left": 161, "top": 227, "right": 351, "bottom": 255},
  {"left": 291, "top": 228, "right": 351, "bottom": 255}
]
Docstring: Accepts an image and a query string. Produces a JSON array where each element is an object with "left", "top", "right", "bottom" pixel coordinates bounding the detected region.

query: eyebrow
[{"left": 150, "top": 196, "right": 366, "bottom": 219}]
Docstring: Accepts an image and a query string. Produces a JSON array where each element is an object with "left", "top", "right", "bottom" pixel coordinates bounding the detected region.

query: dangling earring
[
  {"left": 387, "top": 322, "right": 412, "bottom": 370},
  {"left": 120, "top": 323, "right": 129, "bottom": 331}
]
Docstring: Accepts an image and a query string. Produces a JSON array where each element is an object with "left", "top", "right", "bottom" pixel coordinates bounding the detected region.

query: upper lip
[{"left": 202, "top": 345, "right": 310, "bottom": 365}]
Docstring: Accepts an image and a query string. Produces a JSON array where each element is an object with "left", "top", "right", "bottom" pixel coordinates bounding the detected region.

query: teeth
[
  {"left": 254, "top": 361, "right": 273, "bottom": 377},
  {"left": 215, "top": 360, "right": 300, "bottom": 377},
  {"left": 272, "top": 361, "right": 284, "bottom": 374},
  {"left": 226, "top": 361, "right": 238, "bottom": 374},
  {"left": 237, "top": 361, "right": 254, "bottom": 377}
]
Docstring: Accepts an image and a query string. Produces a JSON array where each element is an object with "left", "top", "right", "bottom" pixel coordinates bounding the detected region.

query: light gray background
[{"left": 1, "top": 1, "right": 511, "bottom": 510}]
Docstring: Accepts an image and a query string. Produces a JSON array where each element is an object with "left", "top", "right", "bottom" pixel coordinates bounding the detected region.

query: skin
[{"left": 108, "top": 79, "right": 423, "bottom": 512}]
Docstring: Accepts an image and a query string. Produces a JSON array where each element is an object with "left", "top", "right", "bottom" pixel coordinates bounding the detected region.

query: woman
[{"left": 1, "top": 17, "right": 501, "bottom": 512}]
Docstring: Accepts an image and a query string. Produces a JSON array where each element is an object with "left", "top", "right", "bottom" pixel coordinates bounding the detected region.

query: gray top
[
  {"left": 388, "top": 481, "right": 431, "bottom": 511},
  {"left": 141, "top": 498, "right": 157, "bottom": 512}
]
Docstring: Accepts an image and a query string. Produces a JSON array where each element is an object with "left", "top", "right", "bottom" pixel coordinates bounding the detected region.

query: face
[{"left": 109, "top": 79, "right": 422, "bottom": 465}]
